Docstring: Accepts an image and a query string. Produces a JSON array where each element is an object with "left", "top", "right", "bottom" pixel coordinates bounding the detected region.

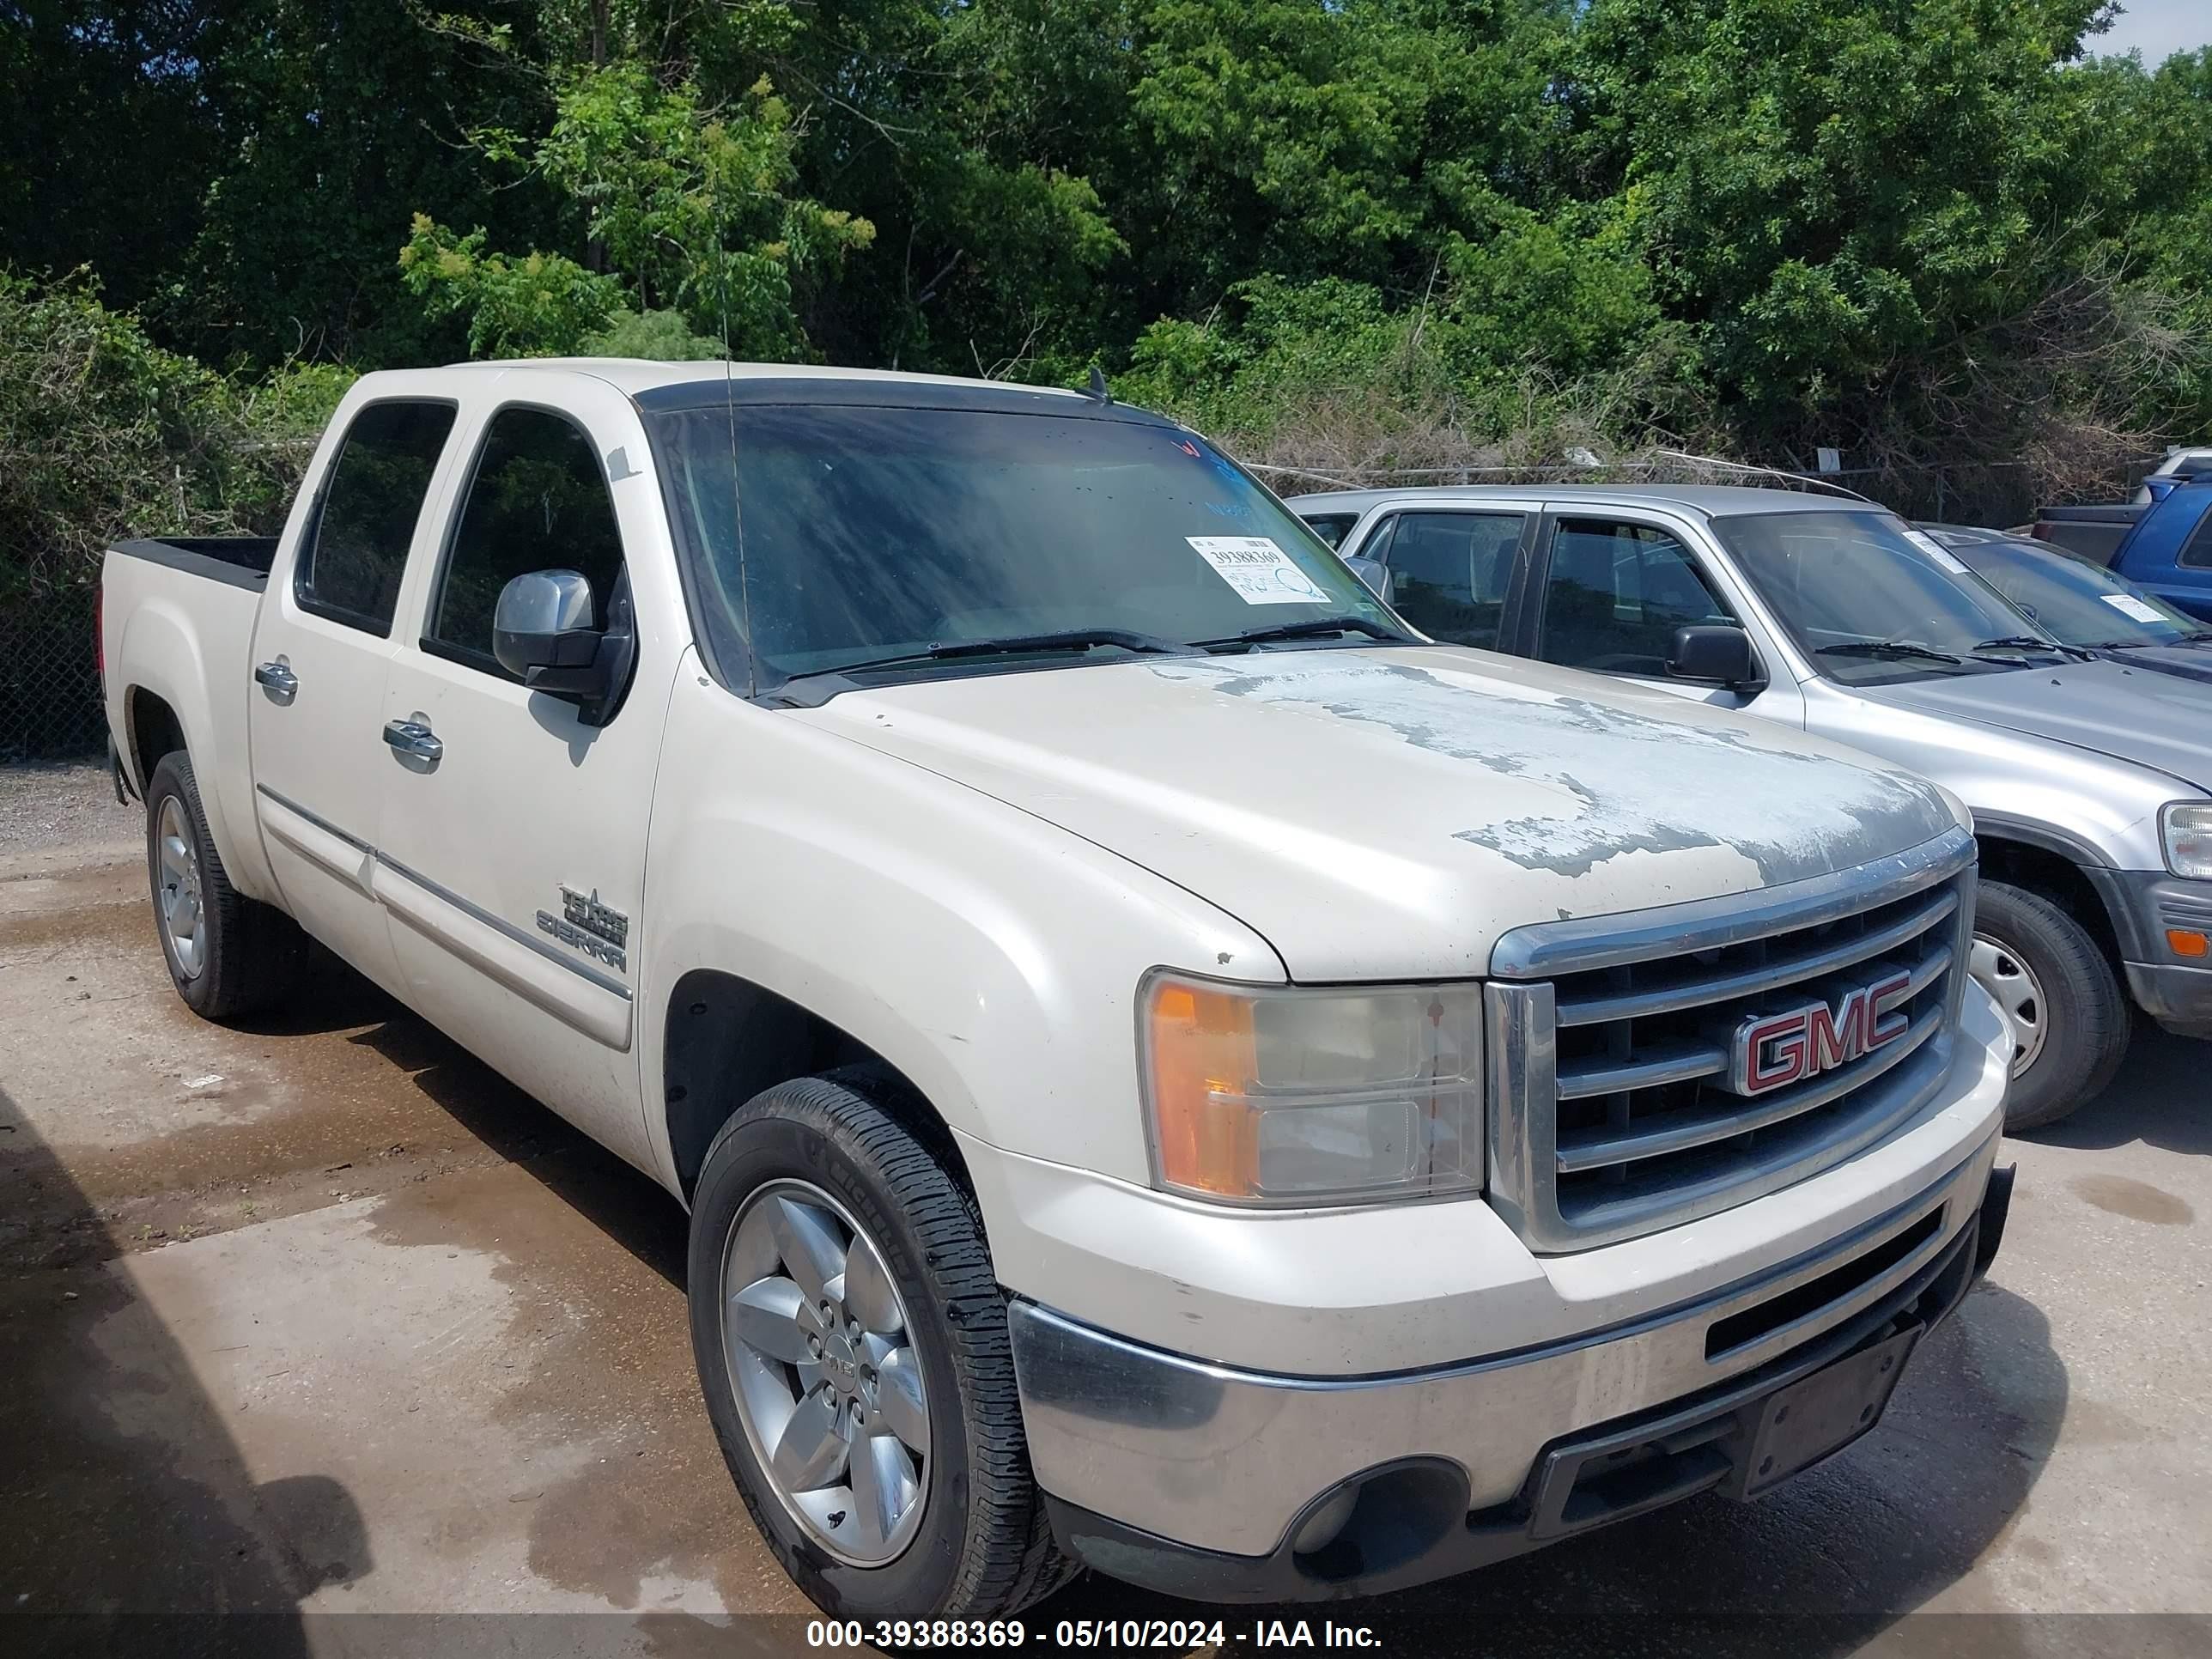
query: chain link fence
[{"left": 1, "top": 586, "right": 104, "bottom": 761}]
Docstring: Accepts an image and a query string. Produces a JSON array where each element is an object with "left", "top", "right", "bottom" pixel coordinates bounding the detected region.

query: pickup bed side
[{"left": 102, "top": 535, "right": 284, "bottom": 906}]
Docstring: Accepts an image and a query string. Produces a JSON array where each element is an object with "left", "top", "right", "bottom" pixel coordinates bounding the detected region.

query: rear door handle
[
  {"left": 382, "top": 719, "right": 444, "bottom": 765},
  {"left": 253, "top": 660, "right": 298, "bottom": 702}
]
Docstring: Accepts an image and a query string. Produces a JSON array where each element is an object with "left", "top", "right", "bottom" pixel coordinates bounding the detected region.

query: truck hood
[
  {"left": 1854, "top": 660, "right": 2212, "bottom": 795},
  {"left": 794, "top": 647, "right": 1960, "bottom": 981}
]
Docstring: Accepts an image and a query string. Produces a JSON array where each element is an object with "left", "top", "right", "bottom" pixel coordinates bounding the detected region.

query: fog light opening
[
  {"left": 1290, "top": 1485, "right": 1360, "bottom": 1557},
  {"left": 1284, "top": 1460, "right": 1470, "bottom": 1585}
]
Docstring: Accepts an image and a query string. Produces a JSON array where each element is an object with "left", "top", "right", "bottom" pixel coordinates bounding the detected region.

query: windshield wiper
[
  {"left": 781, "top": 628, "right": 1189, "bottom": 683},
  {"left": 1814, "top": 640, "right": 1964, "bottom": 665},
  {"left": 1189, "top": 616, "right": 1413, "bottom": 651},
  {"left": 927, "top": 628, "right": 1189, "bottom": 660},
  {"left": 1972, "top": 635, "right": 2081, "bottom": 659}
]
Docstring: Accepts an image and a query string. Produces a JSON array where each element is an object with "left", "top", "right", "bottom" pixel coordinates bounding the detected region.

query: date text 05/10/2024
[{"left": 805, "top": 1619, "right": 1385, "bottom": 1649}]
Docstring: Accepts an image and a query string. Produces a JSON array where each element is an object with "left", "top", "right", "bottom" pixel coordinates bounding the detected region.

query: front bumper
[
  {"left": 2083, "top": 869, "right": 2212, "bottom": 1036},
  {"left": 2124, "top": 962, "right": 2212, "bottom": 1039},
  {"left": 1010, "top": 1150, "right": 2013, "bottom": 1602}
]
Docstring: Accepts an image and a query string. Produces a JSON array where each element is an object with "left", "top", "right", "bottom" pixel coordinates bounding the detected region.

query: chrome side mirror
[{"left": 493, "top": 569, "right": 599, "bottom": 683}]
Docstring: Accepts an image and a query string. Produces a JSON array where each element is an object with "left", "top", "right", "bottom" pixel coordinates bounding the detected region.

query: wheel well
[
  {"left": 661, "top": 970, "right": 967, "bottom": 1200},
  {"left": 1974, "top": 835, "right": 2122, "bottom": 969},
  {"left": 126, "top": 687, "right": 185, "bottom": 790}
]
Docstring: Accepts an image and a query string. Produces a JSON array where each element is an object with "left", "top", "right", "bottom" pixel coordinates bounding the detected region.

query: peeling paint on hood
[{"left": 796, "top": 646, "right": 1961, "bottom": 981}]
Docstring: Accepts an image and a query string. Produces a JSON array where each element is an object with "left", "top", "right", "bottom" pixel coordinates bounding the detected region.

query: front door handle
[
  {"left": 382, "top": 719, "right": 444, "bottom": 765},
  {"left": 253, "top": 660, "right": 298, "bottom": 702}
]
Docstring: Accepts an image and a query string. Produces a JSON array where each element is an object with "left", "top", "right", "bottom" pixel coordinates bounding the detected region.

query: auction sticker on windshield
[
  {"left": 1900, "top": 529, "right": 1973, "bottom": 575},
  {"left": 2102, "top": 592, "right": 2167, "bottom": 624},
  {"left": 1188, "top": 536, "right": 1328, "bottom": 604}
]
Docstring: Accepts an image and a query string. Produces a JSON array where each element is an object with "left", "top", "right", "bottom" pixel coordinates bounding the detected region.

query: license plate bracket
[{"left": 1730, "top": 1325, "right": 1921, "bottom": 1499}]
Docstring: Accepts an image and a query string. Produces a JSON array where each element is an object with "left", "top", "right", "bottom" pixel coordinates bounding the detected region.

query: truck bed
[
  {"left": 2027, "top": 505, "right": 2143, "bottom": 566},
  {"left": 112, "top": 537, "right": 279, "bottom": 590}
]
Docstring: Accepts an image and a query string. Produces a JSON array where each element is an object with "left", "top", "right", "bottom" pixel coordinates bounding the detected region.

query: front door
[
  {"left": 372, "top": 387, "right": 678, "bottom": 1171},
  {"left": 1355, "top": 508, "right": 1535, "bottom": 653},
  {"left": 1523, "top": 514, "right": 1807, "bottom": 724},
  {"left": 246, "top": 397, "right": 460, "bottom": 996}
]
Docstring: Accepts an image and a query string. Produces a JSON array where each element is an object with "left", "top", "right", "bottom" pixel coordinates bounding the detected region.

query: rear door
[
  {"left": 371, "top": 383, "right": 680, "bottom": 1170},
  {"left": 247, "top": 397, "right": 459, "bottom": 995},
  {"left": 1522, "top": 510, "right": 1807, "bottom": 722}
]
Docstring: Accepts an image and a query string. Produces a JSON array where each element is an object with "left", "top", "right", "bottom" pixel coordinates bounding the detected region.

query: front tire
[
  {"left": 687, "top": 1073, "right": 1073, "bottom": 1618},
  {"left": 144, "top": 750, "right": 303, "bottom": 1020},
  {"left": 1971, "top": 879, "right": 2127, "bottom": 1132}
]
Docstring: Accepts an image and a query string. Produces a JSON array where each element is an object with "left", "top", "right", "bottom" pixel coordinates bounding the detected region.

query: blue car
[{"left": 2030, "top": 477, "right": 2212, "bottom": 620}]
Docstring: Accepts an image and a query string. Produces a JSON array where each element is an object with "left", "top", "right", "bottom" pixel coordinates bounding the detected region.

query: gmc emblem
[{"left": 1730, "top": 972, "right": 1915, "bottom": 1097}]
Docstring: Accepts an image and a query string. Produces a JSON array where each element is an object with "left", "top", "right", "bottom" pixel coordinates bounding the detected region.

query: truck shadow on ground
[{"left": 0, "top": 1085, "right": 369, "bottom": 1659}]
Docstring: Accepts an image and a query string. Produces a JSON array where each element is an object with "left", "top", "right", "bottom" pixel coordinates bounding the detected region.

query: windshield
[
  {"left": 645, "top": 403, "right": 1402, "bottom": 690},
  {"left": 1711, "top": 509, "right": 2069, "bottom": 684},
  {"left": 1949, "top": 538, "right": 2209, "bottom": 648}
]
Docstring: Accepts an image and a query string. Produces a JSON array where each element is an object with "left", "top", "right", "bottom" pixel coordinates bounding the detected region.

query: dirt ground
[{"left": 3, "top": 762, "right": 2209, "bottom": 1657}]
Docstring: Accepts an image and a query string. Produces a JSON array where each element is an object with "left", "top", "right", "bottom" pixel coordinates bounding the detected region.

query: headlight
[
  {"left": 2162, "top": 803, "right": 2212, "bottom": 878},
  {"left": 1139, "top": 972, "right": 1484, "bottom": 1206}
]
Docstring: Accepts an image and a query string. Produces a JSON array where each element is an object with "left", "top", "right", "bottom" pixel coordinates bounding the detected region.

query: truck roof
[
  {"left": 447, "top": 357, "right": 1090, "bottom": 399},
  {"left": 1285, "top": 483, "right": 1881, "bottom": 519},
  {"left": 398, "top": 357, "right": 1181, "bottom": 422}
]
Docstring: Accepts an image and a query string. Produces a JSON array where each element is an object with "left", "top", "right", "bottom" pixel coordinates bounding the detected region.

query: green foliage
[
  {"left": 0, "top": 275, "right": 351, "bottom": 600},
  {"left": 399, "top": 217, "right": 627, "bottom": 359},
  {"left": 6, "top": 0, "right": 2212, "bottom": 599},
  {"left": 577, "top": 308, "right": 729, "bottom": 361},
  {"left": 407, "top": 61, "right": 873, "bottom": 360}
]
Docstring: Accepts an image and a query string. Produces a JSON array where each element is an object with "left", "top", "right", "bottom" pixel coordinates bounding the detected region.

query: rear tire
[
  {"left": 1971, "top": 879, "right": 2127, "bottom": 1132},
  {"left": 144, "top": 750, "right": 302, "bottom": 1020},
  {"left": 687, "top": 1073, "right": 1074, "bottom": 1619}
]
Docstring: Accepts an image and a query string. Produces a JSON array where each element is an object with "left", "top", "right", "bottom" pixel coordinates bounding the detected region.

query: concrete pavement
[{"left": 2, "top": 783, "right": 2207, "bottom": 1656}]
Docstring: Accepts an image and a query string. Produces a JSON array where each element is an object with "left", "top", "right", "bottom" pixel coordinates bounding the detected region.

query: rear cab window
[{"left": 295, "top": 401, "right": 458, "bottom": 635}]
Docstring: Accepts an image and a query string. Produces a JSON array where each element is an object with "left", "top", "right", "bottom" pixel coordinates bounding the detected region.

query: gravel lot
[{"left": 3, "top": 763, "right": 2209, "bottom": 1657}]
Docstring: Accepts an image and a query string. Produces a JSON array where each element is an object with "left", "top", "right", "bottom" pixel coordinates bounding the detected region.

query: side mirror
[
  {"left": 493, "top": 569, "right": 601, "bottom": 686},
  {"left": 1343, "top": 556, "right": 1394, "bottom": 605},
  {"left": 492, "top": 568, "right": 635, "bottom": 726},
  {"left": 1667, "top": 623, "right": 1762, "bottom": 689}
]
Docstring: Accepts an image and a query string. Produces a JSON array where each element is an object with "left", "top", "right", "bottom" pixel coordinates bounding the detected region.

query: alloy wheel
[
  {"left": 155, "top": 794, "right": 206, "bottom": 981},
  {"left": 720, "top": 1178, "right": 931, "bottom": 1566}
]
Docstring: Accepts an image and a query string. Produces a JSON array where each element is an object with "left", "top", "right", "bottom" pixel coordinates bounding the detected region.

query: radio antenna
[{"left": 718, "top": 210, "right": 755, "bottom": 696}]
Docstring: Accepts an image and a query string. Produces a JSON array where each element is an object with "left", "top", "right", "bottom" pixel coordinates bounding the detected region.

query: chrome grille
[{"left": 1486, "top": 829, "right": 1977, "bottom": 1253}]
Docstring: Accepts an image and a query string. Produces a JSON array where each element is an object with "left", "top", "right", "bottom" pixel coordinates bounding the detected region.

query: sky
[{"left": 2094, "top": 0, "right": 2212, "bottom": 63}]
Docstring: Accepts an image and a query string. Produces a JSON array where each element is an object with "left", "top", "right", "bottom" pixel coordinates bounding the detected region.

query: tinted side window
[
  {"left": 1379, "top": 512, "right": 1525, "bottom": 649},
  {"left": 428, "top": 409, "right": 626, "bottom": 672},
  {"left": 1301, "top": 513, "right": 1358, "bottom": 550},
  {"left": 295, "top": 401, "right": 456, "bottom": 634},
  {"left": 1538, "top": 520, "right": 1736, "bottom": 674},
  {"left": 2179, "top": 504, "right": 2212, "bottom": 570}
]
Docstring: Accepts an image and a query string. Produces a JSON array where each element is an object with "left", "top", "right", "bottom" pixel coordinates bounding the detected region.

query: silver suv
[{"left": 1297, "top": 483, "right": 2212, "bottom": 1128}]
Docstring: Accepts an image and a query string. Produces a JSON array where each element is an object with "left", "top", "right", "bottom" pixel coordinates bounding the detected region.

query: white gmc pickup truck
[{"left": 100, "top": 361, "right": 2016, "bottom": 1617}]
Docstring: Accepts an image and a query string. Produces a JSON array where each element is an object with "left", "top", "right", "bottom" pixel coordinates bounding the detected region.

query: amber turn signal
[{"left": 1144, "top": 978, "right": 1261, "bottom": 1197}]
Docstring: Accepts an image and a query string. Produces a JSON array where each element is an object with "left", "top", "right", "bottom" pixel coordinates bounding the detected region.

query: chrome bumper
[{"left": 1008, "top": 1135, "right": 2003, "bottom": 1577}]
